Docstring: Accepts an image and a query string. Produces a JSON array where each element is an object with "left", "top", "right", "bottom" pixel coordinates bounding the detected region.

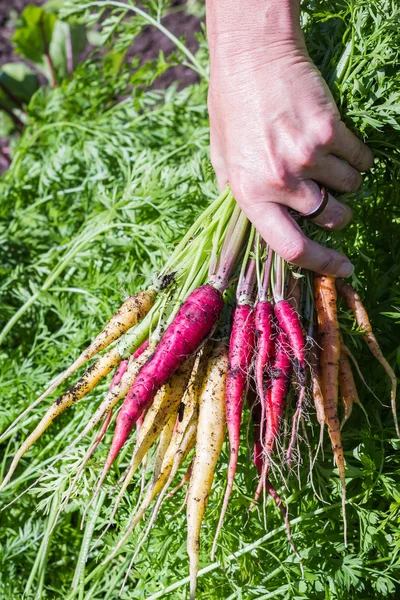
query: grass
[{"left": 0, "top": 0, "right": 400, "bottom": 598}]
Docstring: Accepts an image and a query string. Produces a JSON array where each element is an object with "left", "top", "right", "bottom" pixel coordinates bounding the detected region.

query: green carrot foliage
[{"left": 0, "top": 0, "right": 400, "bottom": 598}]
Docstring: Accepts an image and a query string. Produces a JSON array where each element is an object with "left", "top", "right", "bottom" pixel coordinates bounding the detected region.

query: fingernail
[{"left": 337, "top": 262, "right": 354, "bottom": 278}]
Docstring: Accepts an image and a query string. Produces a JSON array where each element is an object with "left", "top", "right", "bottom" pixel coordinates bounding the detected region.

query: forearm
[{"left": 206, "top": 0, "right": 304, "bottom": 56}]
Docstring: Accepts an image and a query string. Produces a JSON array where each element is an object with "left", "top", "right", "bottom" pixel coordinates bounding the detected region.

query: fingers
[
  {"left": 331, "top": 122, "right": 374, "bottom": 172},
  {"left": 308, "top": 154, "right": 362, "bottom": 194},
  {"left": 210, "top": 131, "right": 228, "bottom": 192},
  {"left": 240, "top": 201, "right": 354, "bottom": 277},
  {"left": 311, "top": 190, "right": 353, "bottom": 231},
  {"left": 275, "top": 180, "right": 352, "bottom": 231}
]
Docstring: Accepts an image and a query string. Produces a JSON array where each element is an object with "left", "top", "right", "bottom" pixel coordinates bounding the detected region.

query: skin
[{"left": 206, "top": 0, "right": 374, "bottom": 276}]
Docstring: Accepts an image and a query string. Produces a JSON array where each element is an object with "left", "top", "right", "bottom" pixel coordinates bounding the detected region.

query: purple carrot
[{"left": 100, "top": 284, "right": 224, "bottom": 483}]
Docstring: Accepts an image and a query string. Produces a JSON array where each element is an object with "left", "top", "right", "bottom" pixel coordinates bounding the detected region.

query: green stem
[
  {"left": 163, "top": 261, "right": 210, "bottom": 331},
  {"left": 260, "top": 245, "right": 273, "bottom": 302},
  {"left": 210, "top": 210, "right": 250, "bottom": 291},
  {"left": 72, "top": 491, "right": 106, "bottom": 597},
  {"left": 160, "top": 187, "right": 230, "bottom": 277},
  {"left": 76, "top": 1, "right": 208, "bottom": 80},
  {"left": 237, "top": 225, "right": 256, "bottom": 304},
  {"left": 209, "top": 192, "right": 237, "bottom": 277},
  {"left": 117, "top": 302, "right": 160, "bottom": 358}
]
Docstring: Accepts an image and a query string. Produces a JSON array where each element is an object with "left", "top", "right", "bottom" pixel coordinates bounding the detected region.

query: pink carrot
[
  {"left": 110, "top": 360, "right": 128, "bottom": 388},
  {"left": 274, "top": 300, "right": 305, "bottom": 373},
  {"left": 265, "top": 331, "right": 292, "bottom": 453},
  {"left": 112, "top": 339, "right": 148, "bottom": 390},
  {"left": 250, "top": 300, "right": 276, "bottom": 505},
  {"left": 264, "top": 478, "right": 298, "bottom": 557},
  {"left": 212, "top": 304, "right": 255, "bottom": 556},
  {"left": 254, "top": 300, "right": 275, "bottom": 423},
  {"left": 274, "top": 300, "right": 306, "bottom": 462},
  {"left": 133, "top": 339, "right": 149, "bottom": 360},
  {"left": 135, "top": 410, "right": 146, "bottom": 434},
  {"left": 100, "top": 284, "right": 224, "bottom": 484},
  {"left": 253, "top": 332, "right": 292, "bottom": 505},
  {"left": 132, "top": 341, "right": 150, "bottom": 433}
]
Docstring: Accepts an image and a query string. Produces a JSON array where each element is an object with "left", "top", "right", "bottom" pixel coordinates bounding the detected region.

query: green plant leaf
[
  {"left": 0, "top": 63, "right": 40, "bottom": 108},
  {"left": 49, "top": 20, "right": 87, "bottom": 79},
  {"left": 103, "top": 48, "right": 127, "bottom": 76},
  {"left": 13, "top": 5, "right": 57, "bottom": 65}
]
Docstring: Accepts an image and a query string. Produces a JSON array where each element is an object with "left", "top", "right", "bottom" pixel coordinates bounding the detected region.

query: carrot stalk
[{"left": 286, "top": 271, "right": 302, "bottom": 312}]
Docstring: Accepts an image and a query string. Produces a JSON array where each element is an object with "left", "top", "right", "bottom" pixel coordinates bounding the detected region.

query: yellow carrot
[
  {"left": 102, "top": 408, "right": 199, "bottom": 566},
  {"left": 0, "top": 346, "right": 121, "bottom": 491},
  {"left": 0, "top": 289, "right": 156, "bottom": 443},
  {"left": 168, "top": 458, "right": 193, "bottom": 498},
  {"left": 153, "top": 412, "right": 178, "bottom": 482},
  {"left": 187, "top": 342, "right": 228, "bottom": 600}
]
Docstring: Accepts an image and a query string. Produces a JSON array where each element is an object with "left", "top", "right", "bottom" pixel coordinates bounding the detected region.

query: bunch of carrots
[{"left": 0, "top": 187, "right": 397, "bottom": 598}]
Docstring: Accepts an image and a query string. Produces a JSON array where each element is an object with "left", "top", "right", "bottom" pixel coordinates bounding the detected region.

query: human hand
[{"left": 207, "top": 0, "right": 374, "bottom": 277}]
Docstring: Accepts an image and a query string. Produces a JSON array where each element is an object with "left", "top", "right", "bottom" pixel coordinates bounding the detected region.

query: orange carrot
[
  {"left": 338, "top": 349, "right": 359, "bottom": 429},
  {"left": 336, "top": 278, "right": 398, "bottom": 437},
  {"left": 314, "top": 275, "right": 347, "bottom": 544},
  {"left": 309, "top": 337, "right": 325, "bottom": 428},
  {"left": 338, "top": 347, "right": 369, "bottom": 429}
]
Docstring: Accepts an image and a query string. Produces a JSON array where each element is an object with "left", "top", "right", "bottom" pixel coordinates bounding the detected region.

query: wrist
[{"left": 206, "top": 0, "right": 304, "bottom": 55}]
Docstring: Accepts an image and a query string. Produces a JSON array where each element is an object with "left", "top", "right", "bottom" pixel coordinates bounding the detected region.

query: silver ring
[{"left": 301, "top": 186, "right": 329, "bottom": 219}]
